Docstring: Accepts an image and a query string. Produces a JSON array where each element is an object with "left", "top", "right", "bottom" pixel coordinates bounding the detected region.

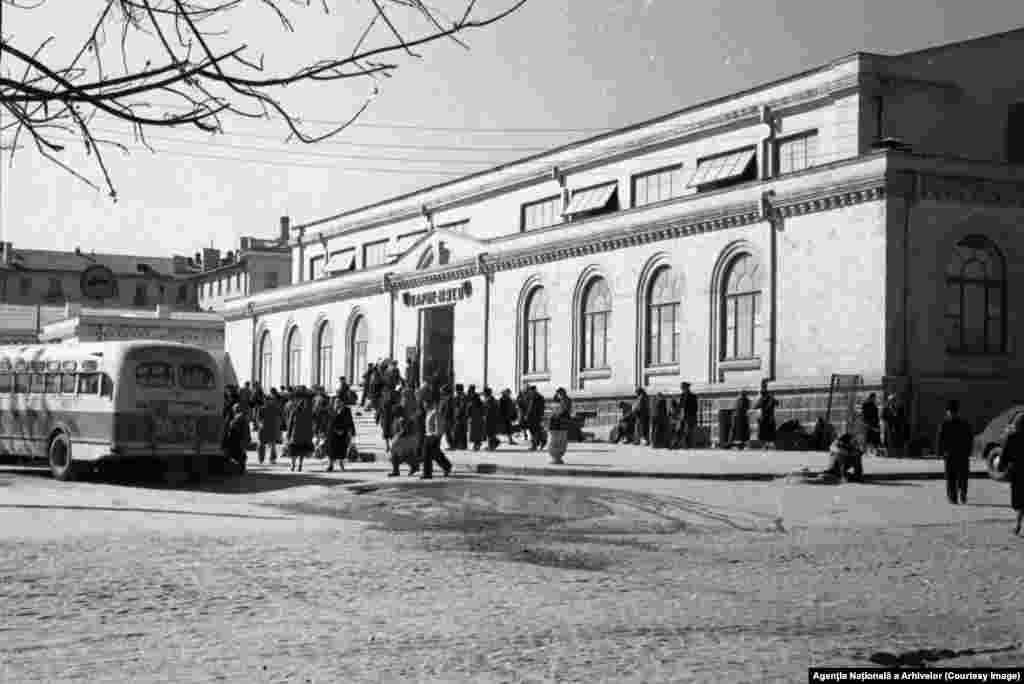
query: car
[{"left": 972, "top": 405, "right": 1024, "bottom": 482}]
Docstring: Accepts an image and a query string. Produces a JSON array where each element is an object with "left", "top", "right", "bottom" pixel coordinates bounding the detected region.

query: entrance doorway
[{"left": 419, "top": 305, "right": 455, "bottom": 389}]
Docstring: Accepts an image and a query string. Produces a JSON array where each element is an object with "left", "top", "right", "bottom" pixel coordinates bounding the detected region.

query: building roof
[{"left": 1, "top": 248, "right": 183, "bottom": 278}]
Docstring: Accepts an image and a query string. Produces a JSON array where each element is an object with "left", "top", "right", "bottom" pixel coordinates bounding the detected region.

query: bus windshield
[
  {"left": 179, "top": 365, "right": 215, "bottom": 389},
  {"left": 136, "top": 362, "right": 174, "bottom": 388}
]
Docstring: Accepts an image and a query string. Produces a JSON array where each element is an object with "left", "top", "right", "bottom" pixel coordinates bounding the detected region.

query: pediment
[{"left": 389, "top": 227, "right": 487, "bottom": 274}]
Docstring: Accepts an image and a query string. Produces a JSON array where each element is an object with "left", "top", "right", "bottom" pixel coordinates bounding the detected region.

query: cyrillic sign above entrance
[{"left": 402, "top": 281, "right": 472, "bottom": 307}]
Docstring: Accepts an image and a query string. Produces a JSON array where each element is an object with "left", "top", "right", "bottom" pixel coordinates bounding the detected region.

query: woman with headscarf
[
  {"left": 286, "top": 391, "right": 315, "bottom": 472},
  {"left": 326, "top": 395, "right": 355, "bottom": 472}
]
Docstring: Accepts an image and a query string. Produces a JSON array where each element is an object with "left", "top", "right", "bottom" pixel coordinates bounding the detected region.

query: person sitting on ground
[{"left": 826, "top": 433, "right": 863, "bottom": 482}]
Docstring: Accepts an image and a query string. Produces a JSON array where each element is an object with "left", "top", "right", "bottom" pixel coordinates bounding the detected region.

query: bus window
[
  {"left": 61, "top": 373, "right": 76, "bottom": 394},
  {"left": 0, "top": 374, "right": 10, "bottom": 393},
  {"left": 179, "top": 364, "right": 215, "bottom": 389},
  {"left": 13, "top": 374, "right": 28, "bottom": 394},
  {"left": 29, "top": 374, "right": 44, "bottom": 394},
  {"left": 77, "top": 373, "right": 100, "bottom": 395},
  {"left": 100, "top": 374, "right": 114, "bottom": 397},
  {"left": 44, "top": 374, "right": 60, "bottom": 394},
  {"left": 136, "top": 362, "right": 174, "bottom": 388}
]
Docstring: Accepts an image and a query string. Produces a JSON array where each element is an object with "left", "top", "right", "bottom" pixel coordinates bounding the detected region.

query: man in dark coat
[
  {"left": 482, "top": 387, "right": 500, "bottom": 451},
  {"left": 287, "top": 393, "right": 315, "bottom": 472},
  {"left": 936, "top": 400, "right": 973, "bottom": 505},
  {"left": 221, "top": 403, "right": 249, "bottom": 474},
  {"left": 632, "top": 388, "right": 650, "bottom": 446},
  {"left": 467, "top": 385, "right": 485, "bottom": 451},
  {"left": 499, "top": 388, "right": 518, "bottom": 445},
  {"left": 651, "top": 393, "right": 669, "bottom": 448},
  {"left": 731, "top": 390, "right": 751, "bottom": 449},
  {"left": 257, "top": 389, "right": 283, "bottom": 464},
  {"left": 452, "top": 384, "right": 469, "bottom": 450},
  {"left": 755, "top": 382, "right": 778, "bottom": 446},
  {"left": 526, "top": 385, "right": 547, "bottom": 450},
  {"left": 326, "top": 396, "right": 355, "bottom": 472},
  {"left": 673, "top": 382, "right": 700, "bottom": 449}
]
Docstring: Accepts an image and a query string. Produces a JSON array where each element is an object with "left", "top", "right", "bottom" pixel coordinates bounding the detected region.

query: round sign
[{"left": 80, "top": 265, "right": 117, "bottom": 300}]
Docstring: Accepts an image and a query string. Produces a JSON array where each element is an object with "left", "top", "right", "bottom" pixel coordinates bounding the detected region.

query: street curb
[{"left": 471, "top": 463, "right": 992, "bottom": 482}]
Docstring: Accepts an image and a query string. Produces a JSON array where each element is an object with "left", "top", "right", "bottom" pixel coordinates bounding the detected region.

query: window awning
[
  {"left": 687, "top": 148, "right": 756, "bottom": 188},
  {"left": 325, "top": 250, "right": 356, "bottom": 273},
  {"left": 564, "top": 184, "right": 617, "bottom": 215}
]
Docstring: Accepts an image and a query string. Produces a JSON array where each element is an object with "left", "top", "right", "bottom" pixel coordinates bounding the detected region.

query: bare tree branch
[{"left": 0, "top": 0, "right": 529, "bottom": 196}]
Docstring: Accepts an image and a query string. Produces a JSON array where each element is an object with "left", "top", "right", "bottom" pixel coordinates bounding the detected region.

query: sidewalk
[{"left": 341, "top": 438, "right": 989, "bottom": 482}]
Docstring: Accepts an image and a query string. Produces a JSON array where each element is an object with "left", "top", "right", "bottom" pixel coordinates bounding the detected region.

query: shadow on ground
[{"left": 270, "top": 478, "right": 785, "bottom": 572}]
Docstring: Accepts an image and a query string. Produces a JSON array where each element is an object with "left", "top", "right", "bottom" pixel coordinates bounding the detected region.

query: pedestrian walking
[
  {"left": 286, "top": 391, "right": 315, "bottom": 472},
  {"left": 651, "top": 392, "right": 669, "bottom": 448},
  {"left": 862, "top": 393, "right": 881, "bottom": 457},
  {"left": 419, "top": 398, "right": 453, "bottom": 479},
  {"left": 376, "top": 385, "right": 397, "bottom": 455},
  {"left": 326, "top": 396, "right": 355, "bottom": 472},
  {"left": 731, "top": 390, "right": 751, "bottom": 449},
  {"left": 467, "top": 385, "right": 485, "bottom": 451},
  {"left": 257, "top": 388, "right": 283, "bottom": 464},
  {"left": 755, "top": 381, "right": 777, "bottom": 448},
  {"left": 547, "top": 388, "right": 572, "bottom": 464},
  {"left": 633, "top": 388, "right": 650, "bottom": 446},
  {"left": 221, "top": 402, "right": 249, "bottom": 474},
  {"left": 1006, "top": 414, "right": 1024, "bottom": 535},
  {"left": 936, "top": 400, "right": 973, "bottom": 505},
  {"left": 499, "top": 388, "right": 518, "bottom": 445}
]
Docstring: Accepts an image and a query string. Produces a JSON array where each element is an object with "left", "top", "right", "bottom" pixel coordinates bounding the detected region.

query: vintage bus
[{"left": 0, "top": 341, "right": 225, "bottom": 483}]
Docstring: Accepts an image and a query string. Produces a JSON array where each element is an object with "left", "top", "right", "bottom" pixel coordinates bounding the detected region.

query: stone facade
[{"left": 223, "top": 27, "right": 1024, "bottom": 446}]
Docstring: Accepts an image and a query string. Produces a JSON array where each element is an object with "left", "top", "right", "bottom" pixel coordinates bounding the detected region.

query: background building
[
  {"left": 193, "top": 220, "right": 292, "bottom": 312},
  {"left": 223, "top": 27, "right": 1024, "bottom": 445}
]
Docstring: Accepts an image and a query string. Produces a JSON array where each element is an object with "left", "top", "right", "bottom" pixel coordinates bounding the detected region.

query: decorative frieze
[
  {"left": 774, "top": 177, "right": 887, "bottom": 218},
  {"left": 917, "top": 174, "right": 1024, "bottom": 208}
]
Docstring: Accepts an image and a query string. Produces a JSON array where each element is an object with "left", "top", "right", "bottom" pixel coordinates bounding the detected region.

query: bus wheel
[{"left": 48, "top": 433, "right": 76, "bottom": 482}]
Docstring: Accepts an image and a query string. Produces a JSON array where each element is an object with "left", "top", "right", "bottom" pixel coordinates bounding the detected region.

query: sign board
[
  {"left": 402, "top": 281, "right": 472, "bottom": 307},
  {"left": 80, "top": 265, "right": 117, "bottom": 300}
]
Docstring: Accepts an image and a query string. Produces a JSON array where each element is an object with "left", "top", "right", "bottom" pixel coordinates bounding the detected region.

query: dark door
[{"left": 420, "top": 305, "right": 455, "bottom": 389}]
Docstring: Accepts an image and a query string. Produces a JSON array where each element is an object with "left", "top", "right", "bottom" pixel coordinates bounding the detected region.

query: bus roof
[{"left": 0, "top": 340, "right": 217, "bottom": 364}]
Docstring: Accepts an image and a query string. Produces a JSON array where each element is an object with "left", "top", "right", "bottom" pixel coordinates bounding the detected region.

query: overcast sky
[{"left": 3, "top": 0, "right": 1024, "bottom": 258}]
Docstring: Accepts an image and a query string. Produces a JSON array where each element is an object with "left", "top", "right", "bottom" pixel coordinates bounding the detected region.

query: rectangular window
[
  {"left": 179, "top": 364, "right": 215, "bottom": 389},
  {"left": 61, "top": 373, "right": 77, "bottom": 394},
  {"left": 688, "top": 148, "right": 757, "bottom": 191},
  {"left": 774, "top": 131, "right": 819, "bottom": 175},
  {"left": 632, "top": 165, "right": 684, "bottom": 207},
  {"left": 136, "top": 362, "right": 174, "bottom": 387},
  {"left": 29, "top": 373, "right": 44, "bottom": 394},
  {"left": 526, "top": 319, "right": 549, "bottom": 374},
  {"left": 521, "top": 196, "right": 562, "bottom": 232},
  {"left": 46, "top": 277, "right": 63, "bottom": 299},
  {"left": 20, "top": 277, "right": 31, "bottom": 297},
  {"left": 647, "top": 303, "right": 679, "bottom": 366},
  {"left": 565, "top": 183, "right": 619, "bottom": 220},
  {"left": 1008, "top": 103, "right": 1024, "bottom": 164},
  {"left": 13, "top": 374, "right": 29, "bottom": 393},
  {"left": 177, "top": 284, "right": 189, "bottom": 304},
  {"left": 44, "top": 373, "right": 60, "bottom": 394},
  {"left": 0, "top": 374, "right": 10, "bottom": 393},
  {"left": 309, "top": 255, "right": 326, "bottom": 280},
  {"left": 265, "top": 271, "right": 279, "bottom": 290},
  {"left": 363, "top": 240, "right": 389, "bottom": 268},
  {"left": 134, "top": 283, "right": 148, "bottom": 305},
  {"left": 583, "top": 312, "right": 610, "bottom": 369},
  {"left": 326, "top": 248, "right": 356, "bottom": 274}
]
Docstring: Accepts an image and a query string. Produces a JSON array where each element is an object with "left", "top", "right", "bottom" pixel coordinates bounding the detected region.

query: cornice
[
  {"left": 773, "top": 174, "right": 887, "bottom": 218},
  {"left": 309, "top": 74, "right": 862, "bottom": 244}
]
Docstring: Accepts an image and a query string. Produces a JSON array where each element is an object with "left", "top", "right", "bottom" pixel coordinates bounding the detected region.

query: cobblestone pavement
[{"left": 1, "top": 467, "right": 1022, "bottom": 683}]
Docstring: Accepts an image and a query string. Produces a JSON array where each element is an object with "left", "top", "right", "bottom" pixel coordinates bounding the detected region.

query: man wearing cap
[{"left": 936, "top": 400, "right": 974, "bottom": 505}]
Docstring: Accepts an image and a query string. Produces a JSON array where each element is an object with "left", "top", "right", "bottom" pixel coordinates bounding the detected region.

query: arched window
[
  {"left": 315, "top": 321, "right": 333, "bottom": 388},
  {"left": 581, "top": 277, "right": 611, "bottom": 370},
  {"left": 524, "top": 287, "right": 550, "bottom": 375},
  {"left": 258, "top": 331, "right": 273, "bottom": 389},
  {"left": 646, "top": 267, "right": 680, "bottom": 366},
  {"left": 946, "top": 235, "right": 1006, "bottom": 354},
  {"left": 722, "top": 254, "right": 762, "bottom": 360},
  {"left": 285, "top": 326, "right": 302, "bottom": 386},
  {"left": 349, "top": 315, "right": 369, "bottom": 383}
]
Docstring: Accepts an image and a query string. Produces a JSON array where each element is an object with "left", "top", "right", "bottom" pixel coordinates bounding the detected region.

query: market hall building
[{"left": 223, "top": 27, "right": 1024, "bottom": 444}]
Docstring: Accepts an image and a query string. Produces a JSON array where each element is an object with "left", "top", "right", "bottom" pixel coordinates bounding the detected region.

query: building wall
[{"left": 0, "top": 270, "right": 194, "bottom": 309}]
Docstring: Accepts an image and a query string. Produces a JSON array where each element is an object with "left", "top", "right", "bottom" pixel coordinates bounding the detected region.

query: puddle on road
[{"left": 269, "top": 479, "right": 782, "bottom": 571}]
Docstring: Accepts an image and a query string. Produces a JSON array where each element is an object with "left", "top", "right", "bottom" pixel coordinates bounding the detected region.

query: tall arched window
[
  {"left": 285, "top": 326, "right": 302, "bottom": 386},
  {"left": 646, "top": 267, "right": 680, "bottom": 366},
  {"left": 524, "top": 287, "right": 550, "bottom": 375},
  {"left": 722, "top": 254, "right": 762, "bottom": 360},
  {"left": 581, "top": 277, "right": 611, "bottom": 370},
  {"left": 258, "top": 331, "right": 273, "bottom": 389},
  {"left": 946, "top": 235, "right": 1006, "bottom": 354},
  {"left": 315, "top": 321, "right": 333, "bottom": 388},
  {"left": 349, "top": 315, "right": 369, "bottom": 382}
]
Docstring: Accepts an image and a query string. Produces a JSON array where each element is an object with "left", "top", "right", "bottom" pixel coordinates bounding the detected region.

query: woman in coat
[
  {"left": 1007, "top": 414, "right": 1024, "bottom": 535},
  {"left": 731, "top": 390, "right": 751, "bottom": 448},
  {"left": 286, "top": 394, "right": 315, "bottom": 472},
  {"left": 547, "top": 388, "right": 572, "bottom": 464},
  {"left": 257, "top": 389, "right": 283, "bottom": 464},
  {"left": 326, "top": 396, "right": 355, "bottom": 473},
  {"left": 467, "top": 385, "right": 486, "bottom": 450}
]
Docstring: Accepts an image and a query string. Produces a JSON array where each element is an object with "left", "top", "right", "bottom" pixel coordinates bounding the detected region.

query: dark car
[{"left": 972, "top": 405, "right": 1024, "bottom": 482}]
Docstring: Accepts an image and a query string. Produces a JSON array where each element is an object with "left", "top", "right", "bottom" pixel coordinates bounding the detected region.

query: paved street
[{"left": 1, "top": 452, "right": 1022, "bottom": 683}]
